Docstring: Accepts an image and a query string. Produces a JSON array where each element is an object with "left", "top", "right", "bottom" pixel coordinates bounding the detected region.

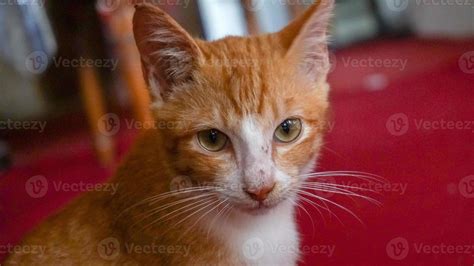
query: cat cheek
[{"left": 274, "top": 131, "right": 321, "bottom": 175}]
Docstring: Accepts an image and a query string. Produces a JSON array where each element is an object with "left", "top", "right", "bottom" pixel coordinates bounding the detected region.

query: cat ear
[
  {"left": 279, "top": 0, "right": 334, "bottom": 82},
  {"left": 133, "top": 4, "right": 202, "bottom": 102}
]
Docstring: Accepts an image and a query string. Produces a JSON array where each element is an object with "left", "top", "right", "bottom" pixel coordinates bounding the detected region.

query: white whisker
[{"left": 295, "top": 188, "right": 365, "bottom": 226}]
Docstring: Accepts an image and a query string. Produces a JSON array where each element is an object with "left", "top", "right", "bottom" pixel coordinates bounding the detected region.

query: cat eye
[
  {"left": 274, "top": 118, "right": 302, "bottom": 143},
  {"left": 197, "top": 129, "right": 228, "bottom": 152}
]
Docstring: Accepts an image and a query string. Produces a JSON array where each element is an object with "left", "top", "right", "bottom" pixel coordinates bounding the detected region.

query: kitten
[{"left": 6, "top": 0, "right": 334, "bottom": 265}]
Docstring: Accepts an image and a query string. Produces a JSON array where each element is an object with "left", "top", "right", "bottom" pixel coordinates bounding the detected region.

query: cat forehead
[{"left": 197, "top": 35, "right": 286, "bottom": 68}]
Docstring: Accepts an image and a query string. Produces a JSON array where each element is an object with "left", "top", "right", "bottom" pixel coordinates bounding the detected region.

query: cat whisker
[
  {"left": 179, "top": 199, "right": 228, "bottom": 242},
  {"left": 288, "top": 197, "right": 316, "bottom": 233},
  {"left": 146, "top": 186, "right": 223, "bottom": 205},
  {"left": 118, "top": 186, "right": 222, "bottom": 219},
  {"left": 206, "top": 201, "right": 231, "bottom": 240},
  {"left": 292, "top": 189, "right": 344, "bottom": 226},
  {"left": 294, "top": 188, "right": 364, "bottom": 226},
  {"left": 140, "top": 196, "right": 217, "bottom": 231},
  {"left": 133, "top": 193, "right": 217, "bottom": 226},
  {"left": 301, "top": 181, "right": 380, "bottom": 194},
  {"left": 299, "top": 184, "right": 382, "bottom": 206},
  {"left": 300, "top": 171, "right": 387, "bottom": 183},
  {"left": 294, "top": 194, "right": 327, "bottom": 227},
  {"left": 172, "top": 199, "right": 223, "bottom": 241}
]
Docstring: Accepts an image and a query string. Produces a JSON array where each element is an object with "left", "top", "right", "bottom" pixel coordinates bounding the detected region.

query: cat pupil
[
  {"left": 209, "top": 130, "right": 218, "bottom": 143},
  {"left": 282, "top": 121, "right": 291, "bottom": 134}
]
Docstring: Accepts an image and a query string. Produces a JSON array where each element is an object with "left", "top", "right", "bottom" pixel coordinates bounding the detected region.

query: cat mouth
[
  {"left": 239, "top": 201, "right": 280, "bottom": 215},
  {"left": 245, "top": 204, "right": 273, "bottom": 215}
]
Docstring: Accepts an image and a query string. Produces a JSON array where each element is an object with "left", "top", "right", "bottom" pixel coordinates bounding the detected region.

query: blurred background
[{"left": 0, "top": 0, "right": 473, "bottom": 265}]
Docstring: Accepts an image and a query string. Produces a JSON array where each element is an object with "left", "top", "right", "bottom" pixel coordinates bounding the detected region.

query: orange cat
[{"left": 6, "top": 0, "right": 334, "bottom": 265}]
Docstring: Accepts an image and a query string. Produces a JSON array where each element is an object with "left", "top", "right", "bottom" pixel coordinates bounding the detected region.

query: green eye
[
  {"left": 197, "top": 129, "right": 228, "bottom": 152},
  {"left": 274, "top": 118, "right": 302, "bottom": 143}
]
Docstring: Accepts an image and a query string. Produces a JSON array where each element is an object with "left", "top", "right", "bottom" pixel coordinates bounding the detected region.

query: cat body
[{"left": 6, "top": 1, "right": 333, "bottom": 265}]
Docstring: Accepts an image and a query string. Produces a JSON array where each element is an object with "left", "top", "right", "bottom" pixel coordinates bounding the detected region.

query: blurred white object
[
  {"left": 363, "top": 73, "right": 389, "bottom": 91},
  {"left": 0, "top": 3, "right": 55, "bottom": 119},
  {"left": 252, "top": 0, "right": 291, "bottom": 33},
  {"left": 197, "top": 0, "right": 248, "bottom": 40},
  {"left": 408, "top": 2, "right": 474, "bottom": 38},
  {"left": 333, "top": 0, "right": 379, "bottom": 47}
]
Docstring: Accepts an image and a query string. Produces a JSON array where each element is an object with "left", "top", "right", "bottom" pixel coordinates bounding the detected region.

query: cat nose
[{"left": 244, "top": 183, "right": 275, "bottom": 202}]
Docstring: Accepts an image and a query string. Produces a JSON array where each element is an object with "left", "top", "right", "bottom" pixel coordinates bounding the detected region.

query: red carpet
[{"left": 1, "top": 37, "right": 473, "bottom": 265}]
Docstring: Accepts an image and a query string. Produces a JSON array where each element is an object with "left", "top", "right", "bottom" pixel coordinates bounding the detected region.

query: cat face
[{"left": 133, "top": 1, "right": 333, "bottom": 214}]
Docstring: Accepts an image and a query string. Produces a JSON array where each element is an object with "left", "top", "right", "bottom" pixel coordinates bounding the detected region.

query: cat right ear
[
  {"left": 133, "top": 4, "right": 202, "bottom": 103},
  {"left": 278, "top": 0, "right": 334, "bottom": 82}
]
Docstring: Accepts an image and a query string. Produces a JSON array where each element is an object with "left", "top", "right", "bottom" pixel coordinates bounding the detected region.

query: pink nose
[{"left": 245, "top": 184, "right": 275, "bottom": 202}]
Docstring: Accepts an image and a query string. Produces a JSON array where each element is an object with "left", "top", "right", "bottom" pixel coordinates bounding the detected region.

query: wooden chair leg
[
  {"left": 78, "top": 66, "right": 115, "bottom": 166},
  {"left": 107, "top": 6, "right": 152, "bottom": 124}
]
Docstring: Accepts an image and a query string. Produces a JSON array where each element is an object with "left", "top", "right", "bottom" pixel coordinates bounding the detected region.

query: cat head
[{"left": 133, "top": 0, "right": 334, "bottom": 214}]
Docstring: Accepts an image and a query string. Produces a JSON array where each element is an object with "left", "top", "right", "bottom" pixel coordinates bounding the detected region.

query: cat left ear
[
  {"left": 279, "top": 0, "right": 334, "bottom": 82},
  {"left": 133, "top": 4, "right": 202, "bottom": 103}
]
